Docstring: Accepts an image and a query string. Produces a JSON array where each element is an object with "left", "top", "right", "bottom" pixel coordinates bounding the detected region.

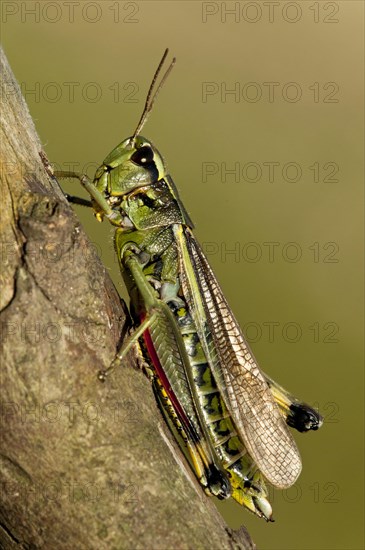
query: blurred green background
[{"left": 2, "top": 1, "right": 363, "bottom": 548}]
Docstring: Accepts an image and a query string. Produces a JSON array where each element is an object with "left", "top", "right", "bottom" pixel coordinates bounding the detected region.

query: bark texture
[{"left": 0, "top": 47, "right": 255, "bottom": 550}]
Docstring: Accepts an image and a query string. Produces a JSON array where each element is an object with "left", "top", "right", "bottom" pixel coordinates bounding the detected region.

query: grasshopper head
[{"left": 94, "top": 135, "right": 166, "bottom": 196}]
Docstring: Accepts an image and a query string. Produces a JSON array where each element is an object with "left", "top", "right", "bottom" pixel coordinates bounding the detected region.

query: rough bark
[{"left": 0, "top": 47, "right": 255, "bottom": 550}]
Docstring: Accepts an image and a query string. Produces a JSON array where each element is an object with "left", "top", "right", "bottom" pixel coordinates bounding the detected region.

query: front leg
[
  {"left": 64, "top": 194, "right": 93, "bottom": 208},
  {"left": 54, "top": 170, "right": 123, "bottom": 226},
  {"left": 40, "top": 153, "right": 94, "bottom": 209}
]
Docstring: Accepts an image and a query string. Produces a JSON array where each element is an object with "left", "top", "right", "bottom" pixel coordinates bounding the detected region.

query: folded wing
[{"left": 174, "top": 225, "right": 302, "bottom": 489}]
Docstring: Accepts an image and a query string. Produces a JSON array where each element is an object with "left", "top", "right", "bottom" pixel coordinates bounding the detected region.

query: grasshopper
[{"left": 54, "top": 49, "right": 322, "bottom": 521}]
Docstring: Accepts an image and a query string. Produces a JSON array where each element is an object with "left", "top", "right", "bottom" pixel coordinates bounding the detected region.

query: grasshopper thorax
[{"left": 93, "top": 135, "right": 166, "bottom": 198}]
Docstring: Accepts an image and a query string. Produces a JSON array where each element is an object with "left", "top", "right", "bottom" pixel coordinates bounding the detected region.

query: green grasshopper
[{"left": 54, "top": 49, "right": 322, "bottom": 521}]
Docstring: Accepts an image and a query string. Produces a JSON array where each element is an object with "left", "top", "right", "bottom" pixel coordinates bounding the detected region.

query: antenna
[{"left": 131, "top": 48, "right": 176, "bottom": 146}]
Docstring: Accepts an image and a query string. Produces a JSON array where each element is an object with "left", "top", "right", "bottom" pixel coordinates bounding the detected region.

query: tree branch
[{"left": 0, "top": 47, "right": 255, "bottom": 550}]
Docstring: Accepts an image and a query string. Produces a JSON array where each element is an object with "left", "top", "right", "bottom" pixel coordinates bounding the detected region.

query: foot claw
[{"left": 97, "top": 370, "right": 108, "bottom": 382}]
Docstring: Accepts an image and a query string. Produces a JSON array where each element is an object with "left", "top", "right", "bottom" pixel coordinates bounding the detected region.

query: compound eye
[{"left": 131, "top": 146, "right": 154, "bottom": 166}]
